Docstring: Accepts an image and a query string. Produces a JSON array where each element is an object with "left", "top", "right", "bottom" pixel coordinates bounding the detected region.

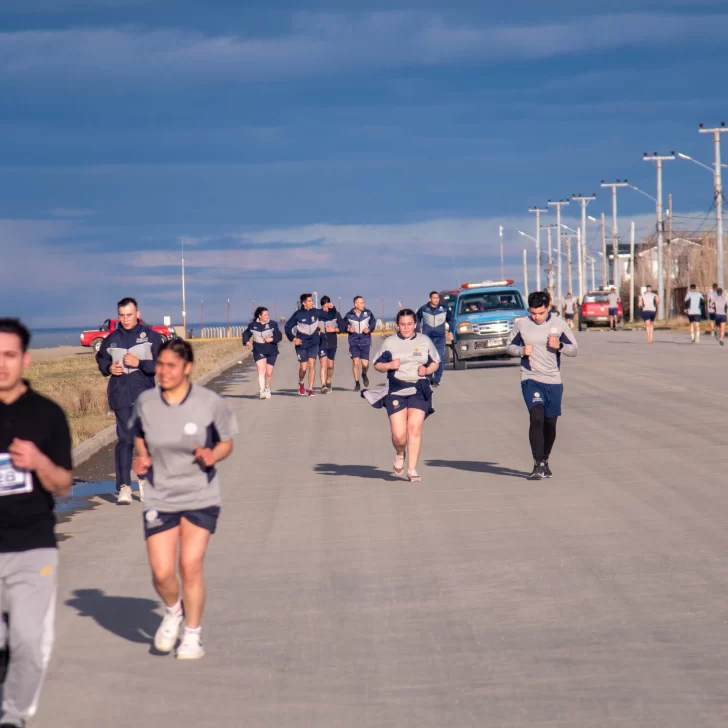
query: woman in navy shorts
[{"left": 243, "top": 306, "right": 283, "bottom": 399}]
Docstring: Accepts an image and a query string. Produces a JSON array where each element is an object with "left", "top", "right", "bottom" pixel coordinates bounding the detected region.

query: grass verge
[{"left": 28, "top": 340, "right": 245, "bottom": 447}]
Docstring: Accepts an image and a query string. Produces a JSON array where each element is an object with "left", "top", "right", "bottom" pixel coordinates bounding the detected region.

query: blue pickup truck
[{"left": 441, "top": 281, "right": 528, "bottom": 370}]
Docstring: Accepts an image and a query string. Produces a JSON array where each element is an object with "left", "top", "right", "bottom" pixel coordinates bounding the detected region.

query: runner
[
  {"left": 708, "top": 283, "right": 719, "bottom": 337},
  {"left": 713, "top": 287, "right": 727, "bottom": 346},
  {"left": 0, "top": 318, "right": 73, "bottom": 726},
  {"left": 243, "top": 307, "right": 282, "bottom": 399},
  {"left": 363, "top": 309, "right": 440, "bottom": 482},
  {"left": 284, "top": 294, "right": 327, "bottom": 397},
  {"left": 345, "top": 296, "right": 377, "bottom": 392},
  {"left": 130, "top": 339, "right": 237, "bottom": 660},
  {"left": 96, "top": 297, "right": 162, "bottom": 505},
  {"left": 607, "top": 288, "right": 620, "bottom": 331},
  {"left": 505, "top": 291, "right": 578, "bottom": 480},
  {"left": 319, "top": 296, "right": 346, "bottom": 394},
  {"left": 562, "top": 292, "right": 576, "bottom": 330},
  {"left": 638, "top": 284, "right": 659, "bottom": 344},
  {"left": 684, "top": 284, "right": 704, "bottom": 343},
  {"left": 416, "top": 291, "right": 452, "bottom": 388}
]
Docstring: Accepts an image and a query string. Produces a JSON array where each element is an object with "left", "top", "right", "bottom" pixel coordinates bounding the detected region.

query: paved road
[{"left": 35, "top": 330, "right": 728, "bottom": 727}]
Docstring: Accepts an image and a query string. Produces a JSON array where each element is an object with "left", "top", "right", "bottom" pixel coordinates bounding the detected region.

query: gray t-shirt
[
  {"left": 685, "top": 291, "right": 704, "bottom": 315},
  {"left": 563, "top": 298, "right": 576, "bottom": 315},
  {"left": 130, "top": 384, "right": 238, "bottom": 512},
  {"left": 708, "top": 290, "right": 718, "bottom": 311},
  {"left": 714, "top": 295, "right": 728, "bottom": 316},
  {"left": 641, "top": 291, "right": 657, "bottom": 312},
  {"left": 607, "top": 292, "right": 619, "bottom": 308},
  {"left": 374, "top": 333, "right": 440, "bottom": 383}
]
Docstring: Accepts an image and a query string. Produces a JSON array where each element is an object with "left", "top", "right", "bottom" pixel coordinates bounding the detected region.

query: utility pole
[
  {"left": 572, "top": 194, "right": 596, "bottom": 301},
  {"left": 643, "top": 152, "right": 675, "bottom": 319},
  {"left": 227, "top": 299, "right": 230, "bottom": 336},
  {"left": 548, "top": 200, "right": 569, "bottom": 305},
  {"left": 699, "top": 122, "right": 727, "bottom": 288},
  {"left": 541, "top": 224, "right": 559, "bottom": 299},
  {"left": 629, "top": 222, "right": 635, "bottom": 323},
  {"left": 528, "top": 206, "right": 548, "bottom": 290},
  {"left": 576, "top": 228, "right": 584, "bottom": 301},
  {"left": 180, "top": 236, "right": 187, "bottom": 336},
  {"left": 666, "top": 194, "right": 673, "bottom": 317},
  {"left": 499, "top": 226, "right": 505, "bottom": 280},
  {"left": 600, "top": 212, "right": 607, "bottom": 286},
  {"left": 523, "top": 249, "right": 529, "bottom": 296},
  {"left": 381, "top": 296, "right": 385, "bottom": 321},
  {"left": 590, "top": 256, "right": 596, "bottom": 291},
  {"left": 600, "top": 181, "right": 628, "bottom": 290},
  {"left": 566, "top": 237, "right": 573, "bottom": 296}
]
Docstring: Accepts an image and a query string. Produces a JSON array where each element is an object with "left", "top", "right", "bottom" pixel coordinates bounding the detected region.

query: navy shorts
[
  {"left": 323, "top": 347, "right": 337, "bottom": 361},
  {"left": 688, "top": 315, "right": 702, "bottom": 323},
  {"left": 565, "top": 314, "right": 574, "bottom": 321},
  {"left": 143, "top": 506, "right": 220, "bottom": 540},
  {"left": 608, "top": 307, "right": 618, "bottom": 316},
  {"left": 384, "top": 394, "right": 430, "bottom": 417},
  {"left": 521, "top": 380, "right": 563, "bottom": 418},
  {"left": 709, "top": 312, "right": 716, "bottom": 321},
  {"left": 349, "top": 343, "right": 371, "bottom": 360},
  {"left": 642, "top": 311, "right": 656, "bottom": 322},
  {"left": 253, "top": 350, "right": 278, "bottom": 365},
  {"left": 296, "top": 342, "right": 322, "bottom": 362},
  {"left": 716, "top": 315, "right": 727, "bottom": 325}
]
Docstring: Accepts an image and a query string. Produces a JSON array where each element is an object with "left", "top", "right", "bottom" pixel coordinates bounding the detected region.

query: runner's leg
[
  {"left": 255, "top": 358, "right": 267, "bottom": 393},
  {"left": 298, "top": 361, "right": 307, "bottom": 385},
  {"left": 352, "top": 357, "right": 360, "bottom": 383},
  {"left": 265, "top": 362, "right": 275, "bottom": 389},
  {"left": 147, "top": 527, "right": 181, "bottom": 609},
  {"left": 114, "top": 406, "right": 134, "bottom": 491},
  {"left": 327, "top": 359, "right": 335, "bottom": 387},
  {"left": 405, "top": 408, "right": 426, "bottom": 472},
  {"left": 543, "top": 416, "right": 558, "bottom": 460},
  {"left": 319, "top": 355, "right": 328, "bottom": 390},
  {"left": 178, "top": 518, "right": 211, "bottom": 630},
  {"left": 433, "top": 338, "right": 446, "bottom": 384},
  {"left": 307, "top": 358, "right": 317, "bottom": 391},
  {"left": 389, "top": 409, "right": 407, "bottom": 460},
  {"left": 528, "top": 404, "right": 546, "bottom": 462}
]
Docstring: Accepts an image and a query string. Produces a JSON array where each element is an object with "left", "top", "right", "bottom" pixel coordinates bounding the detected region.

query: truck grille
[{"left": 472, "top": 320, "right": 511, "bottom": 336}]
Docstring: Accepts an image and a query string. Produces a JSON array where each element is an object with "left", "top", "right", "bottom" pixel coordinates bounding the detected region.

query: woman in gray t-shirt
[
  {"left": 131, "top": 339, "right": 237, "bottom": 661},
  {"left": 366, "top": 309, "right": 440, "bottom": 482}
]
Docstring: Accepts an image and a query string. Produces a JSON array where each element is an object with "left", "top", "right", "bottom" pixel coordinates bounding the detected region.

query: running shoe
[
  {"left": 721, "top": 340, "right": 725, "bottom": 346},
  {"left": 527, "top": 461, "right": 548, "bottom": 480},
  {"left": 265, "top": 388, "right": 272, "bottom": 398},
  {"left": 321, "top": 385, "right": 330, "bottom": 394},
  {"left": 176, "top": 631, "right": 205, "bottom": 660},
  {"left": 154, "top": 606, "right": 184, "bottom": 653},
  {"left": 432, "top": 381, "right": 441, "bottom": 388},
  {"left": 354, "top": 381, "right": 361, "bottom": 392},
  {"left": 259, "top": 389, "right": 266, "bottom": 400},
  {"left": 116, "top": 485, "right": 132, "bottom": 505},
  {"left": 362, "top": 372, "right": 369, "bottom": 388},
  {"left": 543, "top": 461, "right": 553, "bottom": 478},
  {"left": 307, "top": 389, "right": 316, "bottom": 397},
  {"left": 298, "top": 382, "right": 306, "bottom": 396}
]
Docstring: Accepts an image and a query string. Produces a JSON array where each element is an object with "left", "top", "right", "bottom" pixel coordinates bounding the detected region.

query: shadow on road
[
  {"left": 314, "top": 463, "right": 399, "bottom": 482},
  {"left": 425, "top": 459, "right": 527, "bottom": 478},
  {"left": 65, "top": 589, "right": 162, "bottom": 649}
]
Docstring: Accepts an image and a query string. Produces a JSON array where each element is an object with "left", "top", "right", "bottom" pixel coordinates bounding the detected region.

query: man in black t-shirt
[{"left": 0, "top": 318, "right": 72, "bottom": 728}]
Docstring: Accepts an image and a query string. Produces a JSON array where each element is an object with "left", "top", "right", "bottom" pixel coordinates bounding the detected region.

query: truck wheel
[
  {"left": 92, "top": 339, "right": 103, "bottom": 354},
  {"left": 453, "top": 350, "right": 466, "bottom": 371}
]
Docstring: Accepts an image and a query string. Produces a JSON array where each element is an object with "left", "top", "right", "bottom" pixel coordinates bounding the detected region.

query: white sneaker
[
  {"left": 176, "top": 631, "right": 205, "bottom": 660},
  {"left": 154, "top": 606, "right": 184, "bottom": 653},
  {"left": 116, "top": 485, "right": 132, "bottom": 505},
  {"left": 265, "top": 388, "right": 272, "bottom": 399},
  {"left": 259, "top": 389, "right": 266, "bottom": 400},
  {"left": 137, "top": 479, "right": 145, "bottom": 502}
]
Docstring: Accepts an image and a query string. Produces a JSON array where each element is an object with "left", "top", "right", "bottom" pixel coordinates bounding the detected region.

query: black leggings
[{"left": 528, "top": 405, "right": 557, "bottom": 462}]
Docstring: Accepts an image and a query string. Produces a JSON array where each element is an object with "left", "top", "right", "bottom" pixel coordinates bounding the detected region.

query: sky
[{"left": 1, "top": 0, "right": 726, "bottom": 328}]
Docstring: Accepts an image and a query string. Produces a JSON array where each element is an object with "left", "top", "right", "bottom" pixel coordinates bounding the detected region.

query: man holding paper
[
  {"left": 345, "top": 296, "right": 378, "bottom": 392},
  {"left": 96, "top": 297, "right": 162, "bottom": 505}
]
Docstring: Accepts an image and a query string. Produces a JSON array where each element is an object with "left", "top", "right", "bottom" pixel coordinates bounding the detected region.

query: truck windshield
[
  {"left": 100, "top": 319, "right": 111, "bottom": 332},
  {"left": 584, "top": 294, "right": 609, "bottom": 303},
  {"left": 458, "top": 291, "right": 523, "bottom": 315}
]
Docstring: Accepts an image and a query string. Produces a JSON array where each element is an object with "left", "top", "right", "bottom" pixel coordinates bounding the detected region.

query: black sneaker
[
  {"left": 527, "top": 461, "right": 548, "bottom": 480},
  {"left": 543, "top": 461, "right": 553, "bottom": 478},
  {"left": 721, "top": 340, "right": 725, "bottom": 346},
  {"left": 362, "top": 373, "right": 369, "bottom": 388},
  {"left": 354, "top": 381, "right": 361, "bottom": 392},
  {"left": 0, "top": 646, "right": 8, "bottom": 685}
]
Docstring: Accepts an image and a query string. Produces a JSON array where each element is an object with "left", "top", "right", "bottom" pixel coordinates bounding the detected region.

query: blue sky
[{"left": 1, "top": 0, "right": 726, "bottom": 327}]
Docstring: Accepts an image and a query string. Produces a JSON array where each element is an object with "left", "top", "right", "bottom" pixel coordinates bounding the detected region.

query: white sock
[
  {"left": 184, "top": 625, "right": 201, "bottom": 636},
  {"left": 258, "top": 374, "right": 266, "bottom": 390},
  {"left": 167, "top": 600, "right": 183, "bottom": 616}
]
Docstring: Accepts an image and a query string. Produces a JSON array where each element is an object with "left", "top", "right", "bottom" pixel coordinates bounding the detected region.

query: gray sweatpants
[{"left": 0, "top": 548, "right": 57, "bottom": 727}]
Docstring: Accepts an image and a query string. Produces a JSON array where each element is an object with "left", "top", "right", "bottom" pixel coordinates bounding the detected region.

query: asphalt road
[{"left": 34, "top": 329, "right": 728, "bottom": 727}]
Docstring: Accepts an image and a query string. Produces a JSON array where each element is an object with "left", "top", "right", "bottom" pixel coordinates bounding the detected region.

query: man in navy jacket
[
  {"left": 416, "top": 291, "right": 453, "bottom": 386},
  {"left": 345, "top": 296, "right": 377, "bottom": 392},
  {"left": 96, "top": 297, "right": 162, "bottom": 505}
]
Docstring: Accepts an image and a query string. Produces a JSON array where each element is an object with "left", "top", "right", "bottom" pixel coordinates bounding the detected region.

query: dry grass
[{"left": 27, "top": 340, "right": 244, "bottom": 447}]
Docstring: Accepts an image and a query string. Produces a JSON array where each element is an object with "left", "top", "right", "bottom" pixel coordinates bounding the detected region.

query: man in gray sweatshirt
[{"left": 506, "top": 290, "right": 579, "bottom": 479}]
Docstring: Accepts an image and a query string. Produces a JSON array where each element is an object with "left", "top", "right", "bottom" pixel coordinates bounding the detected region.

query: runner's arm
[
  {"left": 137, "top": 331, "right": 162, "bottom": 375},
  {"left": 96, "top": 335, "right": 113, "bottom": 376},
  {"left": 271, "top": 322, "right": 283, "bottom": 344},
  {"left": 505, "top": 324, "right": 525, "bottom": 357},
  {"left": 242, "top": 323, "right": 253, "bottom": 346},
  {"left": 284, "top": 312, "right": 298, "bottom": 342},
  {"left": 559, "top": 323, "right": 579, "bottom": 357}
]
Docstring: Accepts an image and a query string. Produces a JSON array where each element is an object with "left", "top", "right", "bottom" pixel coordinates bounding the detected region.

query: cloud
[{"left": 0, "top": 11, "right": 725, "bottom": 85}]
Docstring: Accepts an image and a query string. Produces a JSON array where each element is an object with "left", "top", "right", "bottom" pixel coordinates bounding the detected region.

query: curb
[{"left": 71, "top": 348, "right": 251, "bottom": 468}]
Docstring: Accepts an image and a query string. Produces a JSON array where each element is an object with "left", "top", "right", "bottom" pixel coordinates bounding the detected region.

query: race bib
[{"left": 0, "top": 453, "right": 33, "bottom": 496}]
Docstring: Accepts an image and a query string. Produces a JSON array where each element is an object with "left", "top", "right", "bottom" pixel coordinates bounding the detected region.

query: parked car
[
  {"left": 80, "top": 318, "right": 177, "bottom": 353},
  {"left": 579, "top": 291, "right": 623, "bottom": 330},
  {"left": 447, "top": 280, "right": 528, "bottom": 370}
]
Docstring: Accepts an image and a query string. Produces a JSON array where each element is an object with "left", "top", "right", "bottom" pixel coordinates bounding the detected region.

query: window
[
  {"left": 100, "top": 319, "right": 111, "bottom": 332},
  {"left": 458, "top": 291, "right": 524, "bottom": 315}
]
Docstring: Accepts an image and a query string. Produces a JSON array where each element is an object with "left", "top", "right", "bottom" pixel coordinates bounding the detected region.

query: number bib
[{"left": 0, "top": 453, "right": 33, "bottom": 496}]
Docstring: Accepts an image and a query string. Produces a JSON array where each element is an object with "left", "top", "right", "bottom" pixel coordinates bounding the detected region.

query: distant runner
[
  {"left": 562, "top": 293, "right": 576, "bottom": 330},
  {"left": 607, "top": 289, "right": 620, "bottom": 331},
  {"left": 319, "top": 296, "right": 346, "bottom": 394},
  {"left": 96, "top": 297, "right": 162, "bottom": 505},
  {"left": 284, "top": 294, "right": 327, "bottom": 397},
  {"left": 363, "top": 309, "right": 440, "bottom": 482},
  {"left": 684, "top": 284, "right": 704, "bottom": 343},
  {"left": 708, "top": 283, "right": 719, "bottom": 337},
  {"left": 345, "top": 297, "right": 377, "bottom": 392},
  {"left": 131, "top": 339, "right": 236, "bottom": 660},
  {"left": 638, "top": 284, "right": 659, "bottom": 344},
  {"left": 416, "top": 291, "right": 452, "bottom": 387},
  {"left": 243, "top": 306, "right": 282, "bottom": 399},
  {"left": 506, "top": 291, "right": 578, "bottom": 480},
  {"left": 0, "top": 318, "right": 73, "bottom": 727},
  {"left": 713, "top": 287, "right": 727, "bottom": 346}
]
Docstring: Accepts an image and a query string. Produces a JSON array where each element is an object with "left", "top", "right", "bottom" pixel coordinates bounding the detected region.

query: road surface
[{"left": 34, "top": 330, "right": 728, "bottom": 727}]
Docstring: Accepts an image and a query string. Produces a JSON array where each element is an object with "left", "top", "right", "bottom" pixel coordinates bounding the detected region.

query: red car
[
  {"left": 579, "top": 291, "right": 623, "bottom": 329},
  {"left": 80, "top": 318, "right": 177, "bottom": 353}
]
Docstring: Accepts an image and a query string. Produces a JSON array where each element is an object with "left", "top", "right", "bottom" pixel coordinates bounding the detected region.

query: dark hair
[
  {"left": 396, "top": 308, "right": 417, "bottom": 323},
  {"left": 117, "top": 297, "right": 138, "bottom": 310},
  {"left": 0, "top": 318, "right": 31, "bottom": 353},
  {"left": 353, "top": 295, "right": 363, "bottom": 303},
  {"left": 320, "top": 296, "right": 331, "bottom": 306},
  {"left": 159, "top": 338, "right": 194, "bottom": 364},
  {"left": 528, "top": 290, "right": 551, "bottom": 310},
  {"left": 254, "top": 306, "right": 268, "bottom": 320},
  {"left": 719, "top": 288, "right": 724, "bottom": 296},
  {"left": 429, "top": 291, "right": 439, "bottom": 298},
  {"left": 646, "top": 284, "right": 652, "bottom": 289},
  {"left": 714, "top": 283, "right": 718, "bottom": 288},
  {"left": 300, "top": 293, "right": 312, "bottom": 304},
  {"left": 690, "top": 283, "right": 697, "bottom": 290}
]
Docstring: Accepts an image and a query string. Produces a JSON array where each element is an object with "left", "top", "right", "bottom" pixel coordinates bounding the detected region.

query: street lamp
[{"left": 561, "top": 224, "right": 584, "bottom": 300}]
